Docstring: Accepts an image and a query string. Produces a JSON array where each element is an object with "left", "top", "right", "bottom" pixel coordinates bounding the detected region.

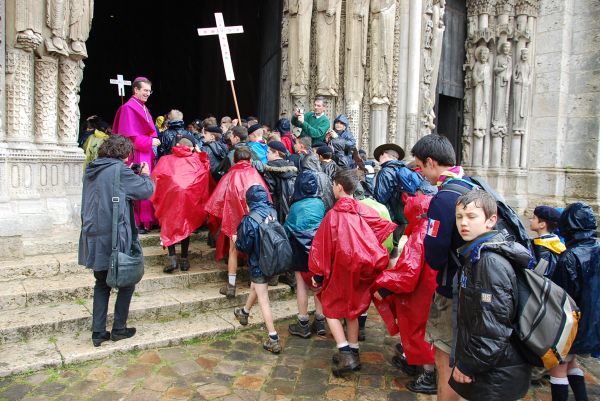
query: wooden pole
[
  {"left": 230, "top": 80, "right": 241, "bottom": 125},
  {"left": 120, "top": 96, "right": 124, "bottom": 105}
]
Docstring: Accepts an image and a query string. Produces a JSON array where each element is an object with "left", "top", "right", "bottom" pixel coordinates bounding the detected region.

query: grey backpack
[{"left": 249, "top": 211, "right": 293, "bottom": 277}]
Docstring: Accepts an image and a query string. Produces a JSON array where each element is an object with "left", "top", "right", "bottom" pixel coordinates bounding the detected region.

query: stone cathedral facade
[{"left": 0, "top": 0, "right": 598, "bottom": 258}]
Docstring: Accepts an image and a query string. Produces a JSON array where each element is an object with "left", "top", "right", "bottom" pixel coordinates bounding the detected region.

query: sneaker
[
  {"left": 263, "top": 336, "right": 282, "bottom": 354},
  {"left": 311, "top": 318, "right": 327, "bottom": 337},
  {"left": 111, "top": 327, "right": 136, "bottom": 342},
  {"left": 163, "top": 255, "right": 178, "bottom": 273},
  {"left": 288, "top": 321, "right": 311, "bottom": 339},
  {"left": 234, "top": 307, "right": 249, "bottom": 326},
  {"left": 267, "top": 276, "right": 279, "bottom": 286},
  {"left": 178, "top": 258, "right": 190, "bottom": 272},
  {"left": 392, "top": 354, "right": 420, "bottom": 376},
  {"left": 406, "top": 370, "right": 437, "bottom": 395},
  {"left": 92, "top": 331, "right": 110, "bottom": 347},
  {"left": 219, "top": 283, "right": 236, "bottom": 298},
  {"left": 332, "top": 350, "right": 360, "bottom": 377},
  {"left": 358, "top": 326, "right": 366, "bottom": 341},
  {"left": 332, "top": 351, "right": 361, "bottom": 371}
]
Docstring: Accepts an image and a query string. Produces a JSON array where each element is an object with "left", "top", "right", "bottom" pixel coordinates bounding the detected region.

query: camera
[{"left": 130, "top": 163, "right": 142, "bottom": 174}]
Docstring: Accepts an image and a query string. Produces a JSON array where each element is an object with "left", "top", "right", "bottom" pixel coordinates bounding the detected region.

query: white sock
[
  {"left": 337, "top": 341, "right": 349, "bottom": 349},
  {"left": 568, "top": 368, "right": 584, "bottom": 376},
  {"left": 550, "top": 376, "right": 570, "bottom": 385},
  {"left": 349, "top": 342, "right": 359, "bottom": 350},
  {"left": 228, "top": 274, "right": 236, "bottom": 286},
  {"left": 423, "top": 364, "right": 435, "bottom": 372}
]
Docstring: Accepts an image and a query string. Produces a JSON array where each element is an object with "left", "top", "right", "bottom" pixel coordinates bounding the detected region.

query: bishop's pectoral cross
[
  {"left": 197, "top": 13, "right": 244, "bottom": 124},
  {"left": 109, "top": 74, "right": 131, "bottom": 105}
]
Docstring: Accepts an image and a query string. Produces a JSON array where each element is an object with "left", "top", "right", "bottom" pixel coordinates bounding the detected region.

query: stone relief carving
[
  {"left": 68, "top": 0, "right": 94, "bottom": 58},
  {"left": 424, "top": 19, "right": 434, "bottom": 49},
  {"left": 288, "top": 0, "right": 313, "bottom": 97},
  {"left": 472, "top": 46, "right": 491, "bottom": 139},
  {"left": 45, "top": 0, "right": 70, "bottom": 56},
  {"left": 315, "top": 0, "right": 342, "bottom": 96},
  {"left": 5, "top": 49, "right": 34, "bottom": 142},
  {"left": 369, "top": 0, "right": 396, "bottom": 105},
  {"left": 490, "top": 41, "right": 512, "bottom": 138},
  {"left": 34, "top": 58, "right": 59, "bottom": 144},
  {"left": 512, "top": 47, "right": 531, "bottom": 135},
  {"left": 515, "top": 0, "right": 539, "bottom": 17},
  {"left": 421, "top": 84, "right": 436, "bottom": 132},
  {"left": 15, "top": 0, "right": 43, "bottom": 51},
  {"left": 58, "top": 58, "right": 84, "bottom": 145}
]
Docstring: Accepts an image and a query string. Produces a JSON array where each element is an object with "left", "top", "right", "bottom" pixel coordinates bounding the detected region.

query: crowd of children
[{"left": 82, "top": 98, "right": 599, "bottom": 400}]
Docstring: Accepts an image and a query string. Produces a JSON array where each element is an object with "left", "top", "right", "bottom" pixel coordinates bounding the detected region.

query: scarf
[{"left": 436, "top": 166, "right": 465, "bottom": 187}]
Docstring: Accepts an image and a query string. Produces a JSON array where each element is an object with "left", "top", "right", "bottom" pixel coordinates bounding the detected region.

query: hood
[
  {"left": 333, "top": 114, "right": 349, "bottom": 127},
  {"left": 167, "top": 119, "right": 185, "bottom": 129},
  {"left": 85, "top": 157, "right": 123, "bottom": 180},
  {"left": 93, "top": 129, "right": 110, "bottom": 139},
  {"left": 381, "top": 159, "right": 406, "bottom": 169},
  {"left": 559, "top": 202, "right": 598, "bottom": 245},
  {"left": 300, "top": 153, "right": 322, "bottom": 172},
  {"left": 171, "top": 145, "right": 193, "bottom": 158},
  {"left": 459, "top": 231, "right": 533, "bottom": 269},
  {"left": 265, "top": 159, "right": 298, "bottom": 178},
  {"left": 275, "top": 118, "right": 291, "bottom": 134},
  {"left": 333, "top": 197, "right": 359, "bottom": 214},
  {"left": 294, "top": 171, "right": 319, "bottom": 201},
  {"left": 246, "top": 184, "right": 272, "bottom": 211}
]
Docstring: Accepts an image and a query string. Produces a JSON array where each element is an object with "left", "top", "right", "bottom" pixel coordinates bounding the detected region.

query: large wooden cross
[
  {"left": 109, "top": 74, "right": 131, "bottom": 104},
  {"left": 197, "top": 13, "right": 244, "bottom": 123}
]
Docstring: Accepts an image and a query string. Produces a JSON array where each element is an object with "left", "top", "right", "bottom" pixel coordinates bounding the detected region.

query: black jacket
[
  {"left": 552, "top": 202, "right": 600, "bottom": 354},
  {"left": 450, "top": 231, "right": 531, "bottom": 401},
  {"left": 202, "top": 141, "right": 229, "bottom": 181},
  {"left": 158, "top": 120, "right": 195, "bottom": 158},
  {"left": 320, "top": 160, "right": 338, "bottom": 181},
  {"left": 263, "top": 159, "right": 298, "bottom": 224}
]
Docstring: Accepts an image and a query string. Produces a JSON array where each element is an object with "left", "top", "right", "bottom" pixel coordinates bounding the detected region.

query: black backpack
[
  {"left": 249, "top": 211, "right": 293, "bottom": 277},
  {"left": 440, "top": 176, "right": 536, "bottom": 260}
]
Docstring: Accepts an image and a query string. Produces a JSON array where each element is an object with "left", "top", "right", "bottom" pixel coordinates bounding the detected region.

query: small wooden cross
[{"left": 109, "top": 74, "right": 131, "bottom": 104}]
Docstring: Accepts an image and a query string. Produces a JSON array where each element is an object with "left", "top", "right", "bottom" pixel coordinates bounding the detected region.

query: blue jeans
[{"left": 92, "top": 270, "right": 135, "bottom": 332}]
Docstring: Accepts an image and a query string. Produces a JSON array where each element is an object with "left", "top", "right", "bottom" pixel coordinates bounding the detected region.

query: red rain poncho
[
  {"left": 150, "top": 146, "right": 212, "bottom": 247},
  {"left": 374, "top": 193, "right": 436, "bottom": 365},
  {"left": 309, "top": 197, "right": 396, "bottom": 319},
  {"left": 204, "top": 160, "right": 271, "bottom": 260}
]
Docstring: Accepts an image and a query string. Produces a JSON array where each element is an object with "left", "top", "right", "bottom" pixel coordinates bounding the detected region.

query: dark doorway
[
  {"left": 79, "top": 1, "right": 282, "bottom": 129},
  {"left": 435, "top": 0, "right": 466, "bottom": 163}
]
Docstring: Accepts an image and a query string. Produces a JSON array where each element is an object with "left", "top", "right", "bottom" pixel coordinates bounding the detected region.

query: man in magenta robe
[{"left": 112, "top": 77, "right": 161, "bottom": 233}]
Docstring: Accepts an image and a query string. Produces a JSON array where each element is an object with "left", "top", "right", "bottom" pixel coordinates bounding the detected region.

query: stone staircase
[{"left": 0, "top": 229, "right": 303, "bottom": 377}]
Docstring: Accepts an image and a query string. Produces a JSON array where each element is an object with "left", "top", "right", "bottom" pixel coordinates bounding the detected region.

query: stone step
[
  {"left": 0, "top": 296, "right": 310, "bottom": 377},
  {"left": 21, "top": 229, "right": 209, "bottom": 257},
  {"left": 0, "top": 258, "right": 234, "bottom": 311},
  {"left": 0, "top": 282, "right": 293, "bottom": 344},
  {"left": 0, "top": 241, "right": 216, "bottom": 282}
]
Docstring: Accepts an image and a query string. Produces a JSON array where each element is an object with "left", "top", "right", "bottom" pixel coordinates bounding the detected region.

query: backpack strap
[
  {"left": 248, "top": 210, "right": 277, "bottom": 225},
  {"left": 439, "top": 178, "right": 478, "bottom": 196}
]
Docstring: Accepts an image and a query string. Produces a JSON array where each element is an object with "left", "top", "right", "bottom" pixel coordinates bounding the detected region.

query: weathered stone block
[
  {"left": 571, "top": 28, "right": 600, "bottom": 55},
  {"left": 567, "top": 93, "right": 599, "bottom": 118},
  {"left": 535, "top": 70, "right": 567, "bottom": 94},
  {"left": 536, "top": 30, "right": 568, "bottom": 55},
  {"left": 537, "top": 12, "right": 568, "bottom": 34},
  {"left": 532, "top": 92, "right": 563, "bottom": 118},
  {"left": 535, "top": 52, "right": 563, "bottom": 73},
  {"left": 570, "top": 70, "right": 600, "bottom": 93}
]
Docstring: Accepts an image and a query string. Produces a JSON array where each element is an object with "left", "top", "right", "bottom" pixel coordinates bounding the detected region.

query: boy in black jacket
[{"left": 450, "top": 189, "right": 531, "bottom": 401}]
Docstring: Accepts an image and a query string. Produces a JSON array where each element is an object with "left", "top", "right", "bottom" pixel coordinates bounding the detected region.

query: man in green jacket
[{"left": 291, "top": 96, "right": 331, "bottom": 145}]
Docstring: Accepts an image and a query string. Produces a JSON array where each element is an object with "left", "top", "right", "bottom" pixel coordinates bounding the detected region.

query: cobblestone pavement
[{"left": 0, "top": 308, "right": 598, "bottom": 401}]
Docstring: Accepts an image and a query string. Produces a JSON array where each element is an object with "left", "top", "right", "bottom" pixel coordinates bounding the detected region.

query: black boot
[
  {"left": 392, "top": 354, "right": 420, "bottom": 376},
  {"left": 92, "top": 331, "right": 110, "bottom": 347},
  {"left": 406, "top": 370, "right": 437, "bottom": 395},
  {"left": 163, "top": 255, "right": 178, "bottom": 273}
]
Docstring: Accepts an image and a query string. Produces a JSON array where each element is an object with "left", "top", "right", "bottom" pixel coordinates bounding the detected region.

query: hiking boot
[
  {"left": 311, "top": 318, "right": 327, "bottom": 337},
  {"left": 332, "top": 351, "right": 361, "bottom": 371},
  {"left": 111, "top": 327, "right": 136, "bottom": 342},
  {"left": 332, "top": 350, "right": 360, "bottom": 377},
  {"left": 288, "top": 321, "right": 311, "bottom": 339},
  {"left": 406, "top": 370, "right": 437, "bottom": 395},
  {"left": 358, "top": 326, "right": 366, "bottom": 341},
  {"left": 92, "top": 331, "right": 110, "bottom": 347},
  {"left": 263, "top": 336, "right": 282, "bottom": 354},
  {"left": 138, "top": 227, "right": 148, "bottom": 235},
  {"left": 219, "top": 283, "right": 236, "bottom": 298},
  {"left": 267, "top": 276, "right": 279, "bottom": 286},
  {"left": 178, "top": 257, "right": 190, "bottom": 272},
  {"left": 394, "top": 343, "right": 404, "bottom": 357},
  {"left": 233, "top": 307, "right": 249, "bottom": 326},
  {"left": 392, "top": 354, "right": 420, "bottom": 376},
  {"left": 163, "top": 255, "right": 178, "bottom": 273}
]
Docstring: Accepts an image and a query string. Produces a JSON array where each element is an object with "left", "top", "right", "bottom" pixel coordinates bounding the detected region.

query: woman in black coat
[{"left": 78, "top": 135, "right": 155, "bottom": 346}]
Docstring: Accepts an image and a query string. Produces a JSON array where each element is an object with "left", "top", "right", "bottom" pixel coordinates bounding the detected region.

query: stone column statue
[
  {"left": 510, "top": 47, "right": 532, "bottom": 168},
  {"left": 490, "top": 41, "right": 512, "bottom": 167},
  {"left": 69, "top": 0, "right": 94, "bottom": 58},
  {"left": 471, "top": 45, "right": 491, "bottom": 167},
  {"left": 369, "top": 0, "right": 396, "bottom": 152},
  {"left": 288, "top": 0, "right": 313, "bottom": 98},
  {"left": 315, "top": 0, "right": 342, "bottom": 96},
  {"left": 344, "top": 0, "right": 370, "bottom": 137},
  {"left": 45, "top": 0, "right": 70, "bottom": 56}
]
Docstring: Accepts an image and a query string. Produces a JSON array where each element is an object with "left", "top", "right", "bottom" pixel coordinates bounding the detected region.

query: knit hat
[
  {"left": 267, "top": 140, "right": 288, "bottom": 155},
  {"left": 205, "top": 125, "right": 222, "bottom": 134},
  {"left": 248, "top": 124, "right": 262, "bottom": 135},
  {"left": 533, "top": 205, "right": 561, "bottom": 223}
]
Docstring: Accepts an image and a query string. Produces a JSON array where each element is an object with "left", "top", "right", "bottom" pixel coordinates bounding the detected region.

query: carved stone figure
[
  {"left": 491, "top": 41, "right": 512, "bottom": 137},
  {"left": 344, "top": 0, "right": 370, "bottom": 135},
  {"left": 423, "top": 51, "right": 433, "bottom": 84},
  {"left": 315, "top": 0, "right": 342, "bottom": 96},
  {"left": 421, "top": 85, "right": 436, "bottom": 131},
  {"left": 369, "top": 0, "right": 396, "bottom": 105},
  {"left": 45, "top": 0, "right": 70, "bottom": 56},
  {"left": 15, "top": 0, "right": 43, "bottom": 50},
  {"left": 513, "top": 47, "right": 531, "bottom": 135},
  {"left": 472, "top": 46, "right": 491, "bottom": 138},
  {"left": 288, "top": 0, "right": 313, "bottom": 96},
  {"left": 68, "top": 0, "right": 94, "bottom": 58},
  {"left": 424, "top": 19, "right": 434, "bottom": 49},
  {"left": 462, "top": 119, "right": 472, "bottom": 165}
]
